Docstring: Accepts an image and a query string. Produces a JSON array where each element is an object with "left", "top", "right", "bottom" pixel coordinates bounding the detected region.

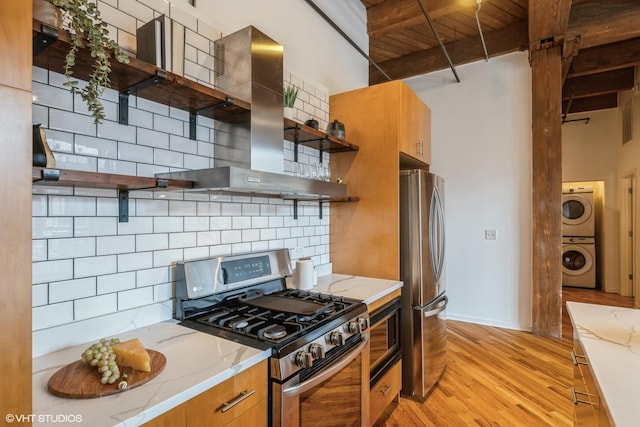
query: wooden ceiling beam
[
  {"left": 563, "top": 93, "right": 618, "bottom": 114},
  {"left": 562, "top": 67, "right": 634, "bottom": 99},
  {"left": 366, "top": 0, "right": 475, "bottom": 38},
  {"left": 528, "top": 0, "right": 573, "bottom": 47},
  {"left": 369, "top": 21, "right": 527, "bottom": 84},
  {"left": 567, "top": 0, "right": 640, "bottom": 49},
  {"left": 568, "top": 37, "right": 640, "bottom": 78}
]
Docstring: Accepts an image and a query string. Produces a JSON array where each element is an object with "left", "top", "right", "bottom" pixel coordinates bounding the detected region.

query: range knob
[
  {"left": 309, "top": 343, "right": 325, "bottom": 360},
  {"left": 329, "top": 331, "right": 345, "bottom": 346},
  {"left": 295, "top": 351, "right": 314, "bottom": 368},
  {"left": 358, "top": 317, "right": 369, "bottom": 331},
  {"left": 347, "top": 319, "right": 362, "bottom": 334}
]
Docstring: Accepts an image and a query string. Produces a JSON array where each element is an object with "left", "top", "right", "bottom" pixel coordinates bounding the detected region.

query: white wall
[
  {"left": 562, "top": 109, "right": 619, "bottom": 293},
  {"left": 405, "top": 52, "right": 533, "bottom": 330}
]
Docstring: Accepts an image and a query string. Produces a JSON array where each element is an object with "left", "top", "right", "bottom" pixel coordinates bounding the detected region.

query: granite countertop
[
  {"left": 32, "top": 274, "right": 401, "bottom": 426},
  {"left": 566, "top": 301, "right": 640, "bottom": 427},
  {"left": 32, "top": 322, "right": 271, "bottom": 426}
]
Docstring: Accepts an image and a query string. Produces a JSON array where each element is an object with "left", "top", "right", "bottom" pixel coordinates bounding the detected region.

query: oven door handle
[{"left": 283, "top": 335, "right": 369, "bottom": 397}]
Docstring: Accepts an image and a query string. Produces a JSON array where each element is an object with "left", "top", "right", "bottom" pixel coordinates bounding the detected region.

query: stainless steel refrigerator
[{"left": 399, "top": 169, "right": 447, "bottom": 401}]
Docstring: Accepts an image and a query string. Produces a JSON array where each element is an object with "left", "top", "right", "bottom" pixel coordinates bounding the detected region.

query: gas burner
[
  {"left": 229, "top": 317, "right": 250, "bottom": 330},
  {"left": 262, "top": 325, "right": 287, "bottom": 340}
]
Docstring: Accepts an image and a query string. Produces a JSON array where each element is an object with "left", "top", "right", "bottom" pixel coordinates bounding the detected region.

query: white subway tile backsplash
[
  {"left": 153, "top": 282, "right": 173, "bottom": 302},
  {"left": 53, "top": 153, "right": 98, "bottom": 172},
  {"left": 118, "top": 217, "right": 154, "bottom": 235},
  {"left": 33, "top": 104, "right": 49, "bottom": 128},
  {"left": 154, "top": 216, "right": 183, "bottom": 233},
  {"left": 232, "top": 216, "right": 251, "bottom": 230},
  {"left": 232, "top": 242, "right": 252, "bottom": 254},
  {"left": 97, "top": 271, "right": 136, "bottom": 294},
  {"left": 196, "top": 231, "right": 220, "bottom": 246},
  {"left": 137, "top": 199, "right": 169, "bottom": 216},
  {"left": 183, "top": 154, "right": 210, "bottom": 170},
  {"left": 269, "top": 217, "right": 284, "bottom": 228},
  {"left": 152, "top": 249, "right": 183, "bottom": 267},
  {"left": 154, "top": 115, "right": 184, "bottom": 136},
  {"left": 185, "top": 29, "right": 210, "bottom": 53},
  {"left": 169, "top": 200, "right": 197, "bottom": 216},
  {"left": 210, "top": 216, "right": 231, "bottom": 230},
  {"left": 97, "top": 120, "right": 137, "bottom": 143},
  {"left": 184, "top": 217, "right": 209, "bottom": 232},
  {"left": 169, "top": 134, "right": 198, "bottom": 154},
  {"left": 33, "top": 240, "right": 48, "bottom": 262},
  {"left": 136, "top": 233, "right": 168, "bottom": 252},
  {"left": 119, "top": 0, "right": 154, "bottom": 23},
  {"left": 97, "top": 235, "right": 136, "bottom": 255},
  {"left": 33, "top": 81, "right": 73, "bottom": 111},
  {"left": 118, "top": 252, "right": 153, "bottom": 272},
  {"left": 33, "top": 302, "right": 74, "bottom": 330},
  {"left": 197, "top": 201, "right": 220, "bottom": 216},
  {"left": 33, "top": 195, "right": 47, "bottom": 217},
  {"left": 136, "top": 266, "right": 170, "bottom": 288},
  {"left": 221, "top": 203, "right": 242, "bottom": 216},
  {"left": 169, "top": 232, "right": 196, "bottom": 249},
  {"left": 96, "top": 197, "right": 120, "bottom": 216},
  {"left": 33, "top": 217, "right": 74, "bottom": 239},
  {"left": 74, "top": 293, "right": 118, "bottom": 321},
  {"left": 119, "top": 142, "right": 154, "bottom": 163},
  {"left": 99, "top": 1, "right": 137, "bottom": 34},
  {"left": 184, "top": 246, "right": 209, "bottom": 260},
  {"left": 137, "top": 127, "right": 169, "bottom": 149},
  {"left": 50, "top": 277, "right": 96, "bottom": 303},
  {"left": 118, "top": 287, "right": 154, "bottom": 310},
  {"left": 33, "top": 259, "right": 74, "bottom": 284},
  {"left": 49, "top": 196, "right": 96, "bottom": 216},
  {"left": 154, "top": 148, "right": 184, "bottom": 167},
  {"left": 48, "top": 237, "right": 95, "bottom": 260},
  {"left": 75, "top": 255, "right": 118, "bottom": 278},
  {"left": 128, "top": 107, "right": 154, "bottom": 129},
  {"left": 251, "top": 241, "right": 269, "bottom": 252},
  {"left": 33, "top": 66, "right": 48, "bottom": 83},
  {"left": 43, "top": 129, "right": 74, "bottom": 153},
  {"left": 32, "top": 283, "right": 48, "bottom": 307},
  {"left": 137, "top": 163, "right": 169, "bottom": 177},
  {"left": 241, "top": 229, "right": 260, "bottom": 242},
  {"left": 75, "top": 217, "right": 118, "bottom": 237},
  {"left": 50, "top": 108, "right": 96, "bottom": 137},
  {"left": 260, "top": 228, "right": 276, "bottom": 241},
  {"left": 98, "top": 158, "right": 138, "bottom": 176},
  {"left": 221, "top": 230, "right": 242, "bottom": 244}
]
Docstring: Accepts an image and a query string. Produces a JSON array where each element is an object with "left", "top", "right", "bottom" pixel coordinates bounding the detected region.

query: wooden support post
[{"left": 531, "top": 45, "right": 563, "bottom": 338}]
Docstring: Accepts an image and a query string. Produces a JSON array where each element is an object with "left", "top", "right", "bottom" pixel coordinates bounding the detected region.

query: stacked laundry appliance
[{"left": 562, "top": 185, "right": 596, "bottom": 288}]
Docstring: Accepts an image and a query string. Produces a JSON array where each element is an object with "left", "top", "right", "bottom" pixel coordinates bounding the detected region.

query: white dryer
[
  {"left": 562, "top": 236, "right": 596, "bottom": 288},
  {"left": 562, "top": 186, "right": 595, "bottom": 237}
]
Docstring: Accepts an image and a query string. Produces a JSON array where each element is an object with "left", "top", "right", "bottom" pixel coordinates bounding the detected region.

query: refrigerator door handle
[
  {"left": 430, "top": 184, "right": 445, "bottom": 284},
  {"left": 417, "top": 295, "right": 448, "bottom": 317}
]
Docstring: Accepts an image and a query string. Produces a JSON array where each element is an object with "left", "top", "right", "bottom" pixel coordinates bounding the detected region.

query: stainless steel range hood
[{"left": 155, "top": 26, "right": 347, "bottom": 200}]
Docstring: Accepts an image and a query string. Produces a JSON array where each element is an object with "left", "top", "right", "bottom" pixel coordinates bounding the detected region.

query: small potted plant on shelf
[
  {"left": 44, "top": 0, "right": 130, "bottom": 123},
  {"left": 283, "top": 83, "right": 299, "bottom": 120}
]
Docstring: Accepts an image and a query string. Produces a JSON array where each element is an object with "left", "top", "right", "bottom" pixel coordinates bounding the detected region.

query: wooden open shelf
[
  {"left": 32, "top": 167, "right": 193, "bottom": 191},
  {"left": 32, "top": 19, "right": 250, "bottom": 123},
  {"left": 283, "top": 118, "right": 359, "bottom": 153}
]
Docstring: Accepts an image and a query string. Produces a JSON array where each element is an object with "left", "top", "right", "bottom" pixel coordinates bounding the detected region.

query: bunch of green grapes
[{"left": 81, "top": 338, "right": 122, "bottom": 385}]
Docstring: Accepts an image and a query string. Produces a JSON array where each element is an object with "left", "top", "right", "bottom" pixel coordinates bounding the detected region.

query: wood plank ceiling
[{"left": 362, "top": 0, "right": 640, "bottom": 114}]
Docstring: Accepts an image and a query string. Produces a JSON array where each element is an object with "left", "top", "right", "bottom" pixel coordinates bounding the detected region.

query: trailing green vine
[{"left": 51, "top": 0, "right": 130, "bottom": 123}]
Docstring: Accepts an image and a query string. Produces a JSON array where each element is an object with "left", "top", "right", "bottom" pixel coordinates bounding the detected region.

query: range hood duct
[{"left": 156, "top": 26, "right": 347, "bottom": 199}]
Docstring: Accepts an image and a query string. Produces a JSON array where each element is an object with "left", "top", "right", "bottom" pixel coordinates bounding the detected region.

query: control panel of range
[{"left": 277, "top": 315, "right": 370, "bottom": 377}]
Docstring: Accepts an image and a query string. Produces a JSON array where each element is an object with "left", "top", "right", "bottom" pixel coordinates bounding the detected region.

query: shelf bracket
[
  {"left": 319, "top": 200, "right": 323, "bottom": 219},
  {"left": 118, "top": 70, "right": 168, "bottom": 125},
  {"left": 119, "top": 190, "right": 129, "bottom": 223},
  {"left": 293, "top": 200, "right": 298, "bottom": 220},
  {"left": 33, "top": 23, "right": 59, "bottom": 56},
  {"left": 189, "top": 97, "right": 236, "bottom": 140}
]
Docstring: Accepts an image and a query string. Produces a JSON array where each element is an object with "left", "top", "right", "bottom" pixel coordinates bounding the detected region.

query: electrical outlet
[{"left": 485, "top": 229, "right": 497, "bottom": 240}]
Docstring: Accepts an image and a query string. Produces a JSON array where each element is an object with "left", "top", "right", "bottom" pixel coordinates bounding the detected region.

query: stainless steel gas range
[{"left": 174, "top": 249, "right": 370, "bottom": 427}]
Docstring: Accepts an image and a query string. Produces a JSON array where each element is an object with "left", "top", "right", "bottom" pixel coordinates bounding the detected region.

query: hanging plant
[{"left": 51, "top": 0, "right": 130, "bottom": 123}]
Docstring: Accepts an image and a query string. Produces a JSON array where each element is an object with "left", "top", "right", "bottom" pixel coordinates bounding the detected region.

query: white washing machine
[
  {"left": 562, "top": 236, "right": 596, "bottom": 288},
  {"left": 562, "top": 186, "right": 595, "bottom": 237}
]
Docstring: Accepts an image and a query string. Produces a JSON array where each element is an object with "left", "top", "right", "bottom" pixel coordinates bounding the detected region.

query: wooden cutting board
[{"left": 47, "top": 349, "right": 166, "bottom": 399}]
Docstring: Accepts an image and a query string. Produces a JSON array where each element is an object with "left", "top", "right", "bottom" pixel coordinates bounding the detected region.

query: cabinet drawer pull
[
  {"left": 571, "top": 387, "right": 594, "bottom": 405},
  {"left": 380, "top": 384, "right": 393, "bottom": 396},
  {"left": 220, "top": 389, "right": 255, "bottom": 413},
  {"left": 571, "top": 351, "right": 588, "bottom": 366}
]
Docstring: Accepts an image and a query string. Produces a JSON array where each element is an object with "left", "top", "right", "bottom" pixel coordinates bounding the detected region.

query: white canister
[{"left": 295, "top": 257, "right": 315, "bottom": 290}]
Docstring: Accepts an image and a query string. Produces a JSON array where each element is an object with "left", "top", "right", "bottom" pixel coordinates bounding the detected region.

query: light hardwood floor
[{"left": 375, "top": 287, "right": 634, "bottom": 426}]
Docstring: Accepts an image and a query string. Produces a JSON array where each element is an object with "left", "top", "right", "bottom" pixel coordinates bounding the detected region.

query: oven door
[{"left": 272, "top": 336, "right": 370, "bottom": 427}]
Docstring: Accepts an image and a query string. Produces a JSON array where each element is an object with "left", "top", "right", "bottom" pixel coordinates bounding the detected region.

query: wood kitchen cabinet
[
  {"left": 572, "top": 330, "right": 612, "bottom": 427},
  {"left": 329, "top": 80, "right": 431, "bottom": 280},
  {"left": 142, "top": 360, "right": 268, "bottom": 427}
]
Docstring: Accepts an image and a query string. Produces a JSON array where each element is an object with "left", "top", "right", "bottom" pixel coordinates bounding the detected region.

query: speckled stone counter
[
  {"left": 567, "top": 301, "right": 640, "bottom": 427},
  {"left": 314, "top": 273, "right": 403, "bottom": 307},
  {"left": 32, "top": 322, "right": 270, "bottom": 426}
]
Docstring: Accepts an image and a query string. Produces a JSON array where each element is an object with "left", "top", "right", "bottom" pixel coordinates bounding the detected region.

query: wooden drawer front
[
  {"left": 370, "top": 361, "right": 402, "bottom": 425},
  {"left": 186, "top": 360, "right": 268, "bottom": 427}
]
